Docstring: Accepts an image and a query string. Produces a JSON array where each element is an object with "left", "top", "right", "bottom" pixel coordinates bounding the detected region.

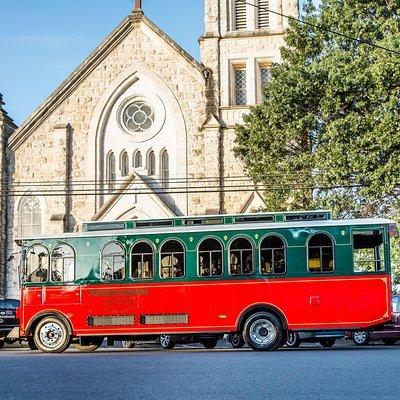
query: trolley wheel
[
  {"left": 160, "top": 335, "right": 175, "bottom": 350},
  {"left": 122, "top": 340, "right": 136, "bottom": 349},
  {"left": 382, "top": 338, "right": 398, "bottom": 346},
  {"left": 73, "top": 337, "right": 104, "bottom": 352},
  {"left": 243, "top": 312, "right": 283, "bottom": 351},
  {"left": 319, "top": 338, "right": 336, "bottom": 348},
  {"left": 201, "top": 338, "right": 218, "bottom": 349},
  {"left": 286, "top": 331, "right": 301, "bottom": 348},
  {"left": 229, "top": 332, "right": 245, "bottom": 348},
  {"left": 33, "top": 316, "right": 71, "bottom": 353},
  {"left": 0, "top": 340, "right": 4, "bottom": 350},
  {"left": 352, "top": 331, "right": 370, "bottom": 346},
  {"left": 27, "top": 337, "right": 38, "bottom": 350}
]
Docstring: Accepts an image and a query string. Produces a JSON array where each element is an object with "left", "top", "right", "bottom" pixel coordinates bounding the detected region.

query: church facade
[{"left": 0, "top": 0, "right": 298, "bottom": 298}]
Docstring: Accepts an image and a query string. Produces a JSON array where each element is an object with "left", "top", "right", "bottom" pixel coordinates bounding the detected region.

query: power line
[
  {"left": 239, "top": 0, "right": 400, "bottom": 56},
  {"left": 2, "top": 182, "right": 378, "bottom": 198}
]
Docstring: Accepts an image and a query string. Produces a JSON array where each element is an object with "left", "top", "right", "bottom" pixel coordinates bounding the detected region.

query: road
[{"left": 1, "top": 342, "right": 399, "bottom": 400}]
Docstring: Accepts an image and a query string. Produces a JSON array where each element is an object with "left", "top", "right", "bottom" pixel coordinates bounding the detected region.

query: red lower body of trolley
[{"left": 18, "top": 274, "right": 391, "bottom": 339}]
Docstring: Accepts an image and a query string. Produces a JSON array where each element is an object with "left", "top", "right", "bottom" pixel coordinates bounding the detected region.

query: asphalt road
[{"left": 1, "top": 342, "right": 399, "bottom": 400}]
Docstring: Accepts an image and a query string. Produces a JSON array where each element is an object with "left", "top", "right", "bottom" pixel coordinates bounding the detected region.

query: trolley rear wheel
[{"left": 243, "top": 312, "right": 283, "bottom": 351}]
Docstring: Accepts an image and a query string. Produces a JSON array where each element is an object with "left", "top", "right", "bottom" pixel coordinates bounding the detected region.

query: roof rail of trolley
[{"left": 81, "top": 210, "right": 333, "bottom": 232}]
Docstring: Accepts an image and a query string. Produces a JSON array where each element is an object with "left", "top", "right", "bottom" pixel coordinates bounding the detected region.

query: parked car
[
  {"left": 120, "top": 334, "right": 223, "bottom": 350},
  {"left": 286, "top": 330, "right": 345, "bottom": 348},
  {"left": 349, "top": 295, "right": 400, "bottom": 346},
  {"left": 0, "top": 299, "right": 20, "bottom": 349}
]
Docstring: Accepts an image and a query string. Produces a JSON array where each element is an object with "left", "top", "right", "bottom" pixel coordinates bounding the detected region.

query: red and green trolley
[{"left": 12, "top": 210, "right": 396, "bottom": 352}]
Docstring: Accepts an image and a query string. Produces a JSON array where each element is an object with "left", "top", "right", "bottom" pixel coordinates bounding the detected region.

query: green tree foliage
[
  {"left": 234, "top": 0, "right": 400, "bottom": 284},
  {"left": 235, "top": 0, "right": 400, "bottom": 215}
]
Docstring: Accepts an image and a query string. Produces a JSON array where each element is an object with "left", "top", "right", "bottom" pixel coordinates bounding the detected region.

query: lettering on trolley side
[{"left": 88, "top": 288, "right": 149, "bottom": 297}]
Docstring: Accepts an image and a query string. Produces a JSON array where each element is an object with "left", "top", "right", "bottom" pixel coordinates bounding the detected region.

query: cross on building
[{"left": 134, "top": 0, "right": 142, "bottom": 10}]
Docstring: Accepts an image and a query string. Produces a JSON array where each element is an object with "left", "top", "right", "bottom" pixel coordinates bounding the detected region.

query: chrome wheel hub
[
  {"left": 354, "top": 332, "right": 366, "bottom": 344},
  {"left": 287, "top": 332, "right": 297, "bottom": 345},
  {"left": 249, "top": 319, "right": 277, "bottom": 346},
  {"left": 160, "top": 335, "right": 170, "bottom": 347},
  {"left": 39, "top": 323, "right": 64, "bottom": 348}
]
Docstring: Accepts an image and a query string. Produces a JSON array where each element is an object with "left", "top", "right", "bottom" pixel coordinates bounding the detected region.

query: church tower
[
  {"left": 200, "top": 0, "right": 298, "bottom": 112},
  {"left": 199, "top": 0, "right": 299, "bottom": 214}
]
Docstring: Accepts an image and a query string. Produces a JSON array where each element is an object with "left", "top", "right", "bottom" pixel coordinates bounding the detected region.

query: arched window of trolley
[
  {"left": 308, "top": 233, "right": 335, "bottom": 273},
  {"left": 260, "top": 235, "right": 286, "bottom": 275},
  {"left": 101, "top": 242, "right": 125, "bottom": 281},
  {"left": 198, "top": 238, "right": 223, "bottom": 277},
  {"left": 160, "top": 240, "right": 185, "bottom": 279},
  {"left": 51, "top": 244, "right": 75, "bottom": 282},
  {"left": 25, "top": 245, "right": 49, "bottom": 283},
  {"left": 229, "top": 237, "right": 254, "bottom": 275},
  {"left": 131, "top": 241, "right": 154, "bottom": 279}
]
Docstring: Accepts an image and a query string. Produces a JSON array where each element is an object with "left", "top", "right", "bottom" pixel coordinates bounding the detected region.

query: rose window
[{"left": 122, "top": 101, "right": 154, "bottom": 132}]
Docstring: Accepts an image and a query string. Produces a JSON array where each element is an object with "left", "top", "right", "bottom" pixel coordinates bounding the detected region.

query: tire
[
  {"left": 243, "top": 312, "right": 283, "bottom": 351},
  {"left": 229, "top": 332, "right": 245, "bottom": 348},
  {"left": 27, "top": 337, "right": 38, "bottom": 350},
  {"left": 33, "top": 316, "right": 71, "bottom": 353},
  {"left": 286, "top": 331, "right": 301, "bottom": 348},
  {"left": 319, "top": 338, "right": 336, "bottom": 348},
  {"left": 122, "top": 340, "right": 136, "bottom": 349},
  {"left": 352, "top": 331, "right": 370, "bottom": 346},
  {"left": 382, "top": 338, "right": 398, "bottom": 346},
  {"left": 201, "top": 338, "right": 218, "bottom": 349},
  {"left": 73, "top": 337, "right": 104, "bottom": 352},
  {"left": 160, "top": 335, "right": 175, "bottom": 350},
  {"left": 0, "top": 340, "right": 4, "bottom": 350}
]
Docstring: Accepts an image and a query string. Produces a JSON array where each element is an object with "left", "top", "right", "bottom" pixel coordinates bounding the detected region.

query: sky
[{"left": 0, "top": 0, "right": 310, "bottom": 125}]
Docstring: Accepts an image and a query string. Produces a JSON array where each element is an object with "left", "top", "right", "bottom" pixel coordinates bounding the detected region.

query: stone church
[{"left": 0, "top": 0, "right": 298, "bottom": 298}]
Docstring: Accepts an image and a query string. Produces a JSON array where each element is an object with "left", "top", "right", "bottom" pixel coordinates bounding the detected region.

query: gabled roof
[
  {"left": 92, "top": 171, "right": 178, "bottom": 221},
  {"left": 8, "top": 10, "right": 206, "bottom": 151}
]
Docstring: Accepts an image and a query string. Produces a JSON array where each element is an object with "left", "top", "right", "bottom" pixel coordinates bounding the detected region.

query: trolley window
[
  {"left": 353, "top": 230, "right": 385, "bottom": 272},
  {"left": 51, "top": 244, "right": 75, "bottom": 282},
  {"left": 198, "top": 238, "right": 223, "bottom": 277},
  {"left": 308, "top": 234, "right": 334, "bottom": 273},
  {"left": 101, "top": 242, "right": 125, "bottom": 281},
  {"left": 260, "top": 236, "right": 286, "bottom": 275},
  {"left": 25, "top": 245, "right": 49, "bottom": 283},
  {"left": 229, "top": 238, "right": 254, "bottom": 275},
  {"left": 131, "top": 242, "right": 154, "bottom": 279},
  {"left": 160, "top": 240, "right": 185, "bottom": 279}
]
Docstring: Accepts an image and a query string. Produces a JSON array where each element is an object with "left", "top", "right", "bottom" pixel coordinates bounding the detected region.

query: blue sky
[{"left": 0, "top": 1, "right": 310, "bottom": 125}]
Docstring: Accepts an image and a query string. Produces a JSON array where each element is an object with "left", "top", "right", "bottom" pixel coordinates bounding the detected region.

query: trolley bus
[{"left": 11, "top": 211, "right": 396, "bottom": 353}]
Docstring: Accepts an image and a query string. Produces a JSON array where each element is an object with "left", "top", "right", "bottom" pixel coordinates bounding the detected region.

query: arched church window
[
  {"left": 20, "top": 196, "right": 42, "bottom": 237},
  {"left": 107, "top": 152, "right": 116, "bottom": 191},
  {"left": 133, "top": 150, "right": 143, "bottom": 168},
  {"left": 120, "top": 151, "right": 129, "bottom": 177},
  {"left": 147, "top": 150, "right": 156, "bottom": 176},
  {"left": 258, "top": 0, "right": 270, "bottom": 29},
  {"left": 235, "top": 0, "right": 247, "bottom": 30},
  {"left": 160, "top": 150, "right": 169, "bottom": 188}
]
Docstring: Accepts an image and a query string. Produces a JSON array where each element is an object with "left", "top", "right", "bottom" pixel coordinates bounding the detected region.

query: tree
[
  {"left": 234, "top": 0, "right": 400, "bottom": 286},
  {"left": 234, "top": 0, "right": 400, "bottom": 217}
]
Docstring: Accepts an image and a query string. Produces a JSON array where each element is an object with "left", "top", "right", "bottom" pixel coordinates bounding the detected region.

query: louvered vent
[
  {"left": 88, "top": 315, "right": 134, "bottom": 327},
  {"left": 258, "top": 0, "right": 270, "bottom": 29},
  {"left": 235, "top": 0, "right": 247, "bottom": 30},
  {"left": 141, "top": 314, "right": 189, "bottom": 325}
]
